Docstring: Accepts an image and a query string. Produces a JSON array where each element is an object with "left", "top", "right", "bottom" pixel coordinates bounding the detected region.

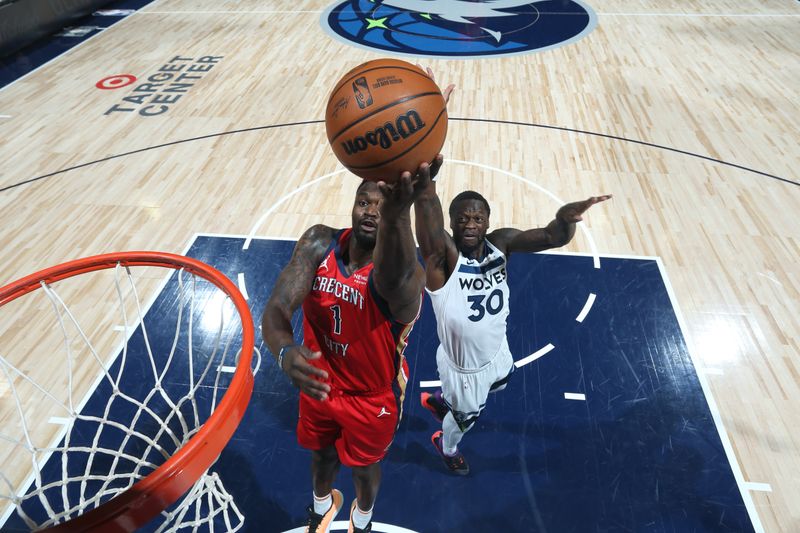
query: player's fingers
[
  {"left": 443, "top": 83, "right": 455, "bottom": 104},
  {"left": 293, "top": 354, "right": 329, "bottom": 380},
  {"left": 300, "top": 381, "right": 329, "bottom": 401},
  {"left": 429, "top": 154, "right": 444, "bottom": 177},
  {"left": 302, "top": 349, "right": 323, "bottom": 361},
  {"left": 303, "top": 376, "right": 331, "bottom": 393},
  {"left": 589, "top": 194, "right": 612, "bottom": 204},
  {"left": 399, "top": 172, "right": 415, "bottom": 196},
  {"left": 294, "top": 369, "right": 330, "bottom": 391},
  {"left": 417, "top": 161, "right": 431, "bottom": 180},
  {"left": 305, "top": 364, "right": 329, "bottom": 380},
  {"left": 376, "top": 180, "right": 392, "bottom": 197}
]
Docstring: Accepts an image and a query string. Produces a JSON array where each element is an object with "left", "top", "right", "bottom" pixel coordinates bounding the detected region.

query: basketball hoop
[{"left": 0, "top": 252, "right": 257, "bottom": 532}]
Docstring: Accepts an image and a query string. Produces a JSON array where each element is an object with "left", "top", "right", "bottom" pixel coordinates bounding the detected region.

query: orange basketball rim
[{"left": 0, "top": 252, "right": 256, "bottom": 532}]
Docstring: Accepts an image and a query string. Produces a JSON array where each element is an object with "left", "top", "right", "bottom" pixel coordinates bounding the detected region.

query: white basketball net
[{"left": 0, "top": 262, "right": 258, "bottom": 531}]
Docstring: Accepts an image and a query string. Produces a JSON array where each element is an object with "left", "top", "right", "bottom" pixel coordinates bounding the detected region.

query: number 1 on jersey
[{"left": 331, "top": 304, "right": 342, "bottom": 334}]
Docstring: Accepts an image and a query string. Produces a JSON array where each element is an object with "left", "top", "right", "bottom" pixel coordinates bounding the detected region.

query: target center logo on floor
[{"left": 97, "top": 55, "right": 224, "bottom": 117}]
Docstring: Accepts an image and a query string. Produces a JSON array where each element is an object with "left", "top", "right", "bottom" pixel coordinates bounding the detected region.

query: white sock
[
  {"left": 352, "top": 502, "right": 373, "bottom": 529},
  {"left": 313, "top": 492, "right": 332, "bottom": 515},
  {"left": 442, "top": 412, "right": 467, "bottom": 456}
]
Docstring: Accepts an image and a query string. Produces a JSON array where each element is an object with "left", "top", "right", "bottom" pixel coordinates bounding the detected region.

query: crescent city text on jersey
[{"left": 311, "top": 275, "right": 365, "bottom": 309}]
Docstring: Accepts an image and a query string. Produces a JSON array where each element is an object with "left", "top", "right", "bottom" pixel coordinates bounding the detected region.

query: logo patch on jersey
[
  {"left": 377, "top": 406, "right": 391, "bottom": 417},
  {"left": 320, "top": 0, "right": 598, "bottom": 58},
  {"left": 318, "top": 255, "right": 330, "bottom": 272}
]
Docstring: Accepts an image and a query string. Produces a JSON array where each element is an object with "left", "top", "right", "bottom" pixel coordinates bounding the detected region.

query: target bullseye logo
[{"left": 96, "top": 74, "right": 137, "bottom": 90}]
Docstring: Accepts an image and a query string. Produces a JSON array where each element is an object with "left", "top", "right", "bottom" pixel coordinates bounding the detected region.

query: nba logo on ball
[
  {"left": 325, "top": 59, "right": 448, "bottom": 182},
  {"left": 352, "top": 77, "right": 373, "bottom": 108},
  {"left": 320, "top": 0, "right": 598, "bottom": 58}
]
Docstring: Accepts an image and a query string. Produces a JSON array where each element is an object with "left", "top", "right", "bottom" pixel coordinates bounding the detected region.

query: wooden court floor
[{"left": 0, "top": 0, "right": 798, "bottom": 531}]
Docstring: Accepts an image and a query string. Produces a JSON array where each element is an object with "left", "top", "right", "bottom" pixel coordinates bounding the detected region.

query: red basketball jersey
[{"left": 301, "top": 229, "right": 417, "bottom": 393}]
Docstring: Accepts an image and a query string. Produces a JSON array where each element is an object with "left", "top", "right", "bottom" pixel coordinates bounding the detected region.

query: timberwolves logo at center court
[{"left": 321, "top": 0, "right": 597, "bottom": 58}]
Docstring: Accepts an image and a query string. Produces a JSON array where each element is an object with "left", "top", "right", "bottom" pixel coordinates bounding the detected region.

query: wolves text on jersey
[{"left": 458, "top": 267, "right": 507, "bottom": 291}]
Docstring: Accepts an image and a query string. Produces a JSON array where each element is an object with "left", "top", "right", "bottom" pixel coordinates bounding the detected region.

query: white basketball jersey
[{"left": 427, "top": 239, "right": 510, "bottom": 371}]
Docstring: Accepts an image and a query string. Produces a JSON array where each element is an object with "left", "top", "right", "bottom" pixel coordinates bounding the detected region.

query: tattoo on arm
[{"left": 262, "top": 225, "right": 333, "bottom": 352}]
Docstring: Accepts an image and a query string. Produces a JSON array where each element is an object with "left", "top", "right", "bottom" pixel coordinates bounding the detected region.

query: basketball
[{"left": 325, "top": 58, "right": 448, "bottom": 182}]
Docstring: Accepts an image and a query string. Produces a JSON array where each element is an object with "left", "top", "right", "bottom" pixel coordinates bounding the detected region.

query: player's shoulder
[
  {"left": 299, "top": 224, "right": 338, "bottom": 245},
  {"left": 486, "top": 229, "right": 518, "bottom": 255},
  {"left": 294, "top": 224, "right": 339, "bottom": 262}
]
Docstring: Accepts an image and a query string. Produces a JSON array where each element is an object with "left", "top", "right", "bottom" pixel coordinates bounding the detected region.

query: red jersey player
[{"left": 262, "top": 162, "right": 437, "bottom": 533}]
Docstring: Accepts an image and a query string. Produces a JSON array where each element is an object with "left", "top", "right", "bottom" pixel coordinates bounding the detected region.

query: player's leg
[
  {"left": 421, "top": 346, "right": 451, "bottom": 421},
  {"left": 298, "top": 394, "right": 345, "bottom": 532},
  {"left": 488, "top": 342, "right": 515, "bottom": 395},
  {"left": 432, "top": 409, "right": 474, "bottom": 475},
  {"left": 421, "top": 388, "right": 450, "bottom": 421},
  {"left": 429, "top": 346, "right": 473, "bottom": 474},
  {"left": 350, "top": 462, "right": 381, "bottom": 532},
  {"left": 336, "top": 390, "right": 399, "bottom": 532},
  {"left": 311, "top": 445, "right": 342, "bottom": 501}
]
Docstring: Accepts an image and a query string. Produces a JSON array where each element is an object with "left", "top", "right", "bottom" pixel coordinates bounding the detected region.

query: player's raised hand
[
  {"left": 556, "top": 195, "right": 613, "bottom": 223},
  {"left": 417, "top": 64, "right": 455, "bottom": 104},
  {"left": 281, "top": 345, "right": 331, "bottom": 401}
]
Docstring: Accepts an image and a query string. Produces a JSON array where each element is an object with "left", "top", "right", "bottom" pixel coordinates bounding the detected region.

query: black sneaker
[
  {"left": 421, "top": 390, "right": 449, "bottom": 422},
  {"left": 431, "top": 430, "right": 469, "bottom": 475},
  {"left": 305, "top": 488, "right": 343, "bottom": 533}
]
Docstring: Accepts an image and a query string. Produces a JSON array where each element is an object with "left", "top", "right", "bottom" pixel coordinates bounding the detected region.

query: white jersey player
[{"left": 414, "top": 154, "right": 611, "bottom": 475}]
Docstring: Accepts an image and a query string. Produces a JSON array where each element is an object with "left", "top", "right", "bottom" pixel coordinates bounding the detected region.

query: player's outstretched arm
[
  {"left": 372, "top": 169, "right": 427, "bottom": 324},
  {"left": 493, "top": 195, "right": 613, "bottom": 255},
  {"left": 413, "top": 155, "right": 457, "bottom": 291},
  {"left": 261, "top": 224, "right": 335, "bottom": 401}
]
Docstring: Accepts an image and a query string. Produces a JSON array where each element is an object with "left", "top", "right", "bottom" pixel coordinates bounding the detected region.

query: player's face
[
  {"left": 351, "top": 182, "right": 382, "bottom": 249},
  {"left": 450, "top": 200, "right": 490, "bottom": 255}
]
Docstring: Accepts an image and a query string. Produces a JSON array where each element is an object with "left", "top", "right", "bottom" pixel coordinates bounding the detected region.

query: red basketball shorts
[{"left": 297, "top": 388, "right": 401, "bottom": 467}]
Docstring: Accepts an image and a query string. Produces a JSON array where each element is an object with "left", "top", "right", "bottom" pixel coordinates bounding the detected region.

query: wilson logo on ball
[{"left": 341, "top": 110, "right": 425, "bottom": 155}]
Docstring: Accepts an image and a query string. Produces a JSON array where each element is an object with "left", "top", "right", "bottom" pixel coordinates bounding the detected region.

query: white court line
[
  {"left": 575, "top": 293, "right": 596, "bottom": 323},
  {"left": 243, "top": 169, "right": 347, "bottom": 250},
  {"left": 544, "top": 250, "right": 660, "bottom": 261},
  {"left": 564, "top": 392, "right": 586, "bottom": 401},
  {"left": 237, "top": 272, "right": 249, "bottom": 300},
  {"left": 193, "top": 231, "right": 298, "bottom": 242},
  {"left": 600, "top": 13, "right": 800, "bottom": 17},
  {"left": 514, "top": 343, "right": 555, "bottom": 368},
  {"left": 655, "top": 257, "right": 764, "bottom": 532},
  {"left": 0, "top": 115, "right": 11, "bottom": 118},
  {"left": 218, "top": 366, "right": 237, "bottom": 374},
  {"left": 744, "top": 482, "right": 773, "bottom": 493},
  {"left": 141, "top": 10, "right": 323, "bottom": 14},
  {"left": 114, "top": 322, "right": 140, "bottom": 332},
  {"left": 756, "top": 272, "right": 782, "bottom": 286},
  {"left": 701, "top": 367, "right": 725, "bottom": 376},
  {"left": 48, "top": 417, "right": 72, "bottom": 425},
  {"left": 283, "top": 521, "right": 418, "bottom": 533}
]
